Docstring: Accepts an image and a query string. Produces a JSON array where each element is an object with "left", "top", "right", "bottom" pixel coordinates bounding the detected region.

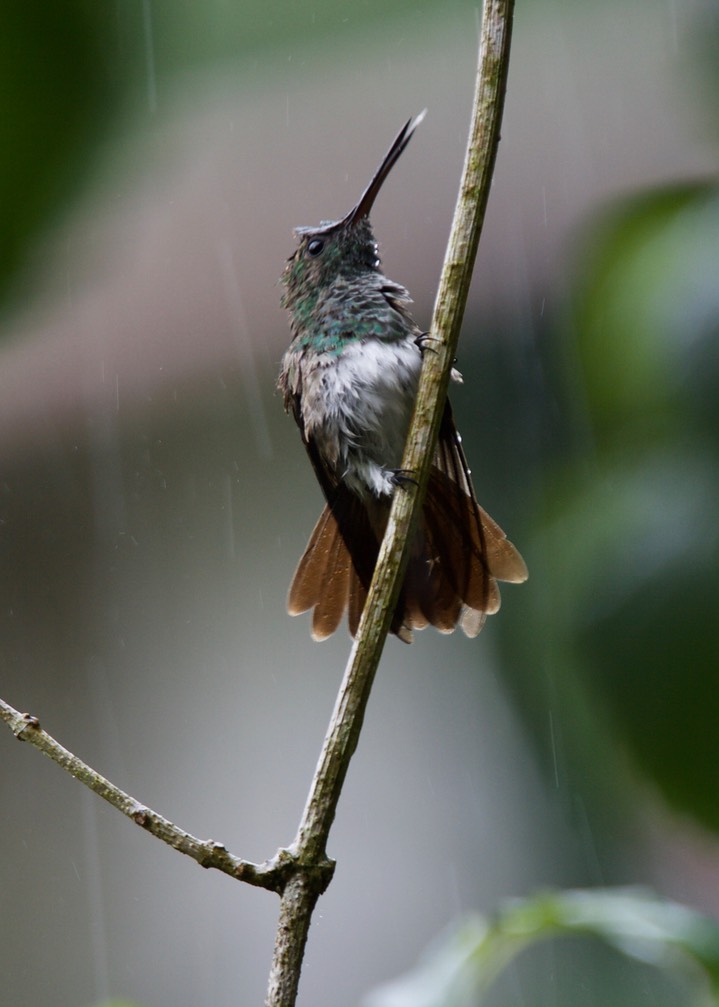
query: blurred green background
[{"left": 1, "top": 1, "right": 717, "bottom": 1005}]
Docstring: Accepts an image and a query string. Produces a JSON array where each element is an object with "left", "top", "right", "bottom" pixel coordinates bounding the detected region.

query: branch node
[
  {"left": 131, "top": 805, "right": 151, "bottom": 828},
  {"left": 254, "top": 847, "right": 336, "bottom": 896},
  {"left": 13, "top": 712, "right": 41, "bottom": 739}
]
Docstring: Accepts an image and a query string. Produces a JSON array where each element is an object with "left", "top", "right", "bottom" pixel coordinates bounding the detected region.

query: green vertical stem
[{"left": 264, "top": 1, "right": 516, "bottom": 1003}]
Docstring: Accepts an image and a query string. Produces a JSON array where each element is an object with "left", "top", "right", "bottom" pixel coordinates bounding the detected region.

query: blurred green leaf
[
  {"left": 521, "top": 183, "right": 719, "bottom": 833},
  {"left": 573, "top": 183, "right": 719, "bottom": 451},
  {"left": 578, "top": 473, "right": 719, "bottom": 828},
  {"left": 0, "top": 1, "right": 116, "bottom": 303},
  {"left": 364, "top": 889, "right": 719, "bottom": 1007}
]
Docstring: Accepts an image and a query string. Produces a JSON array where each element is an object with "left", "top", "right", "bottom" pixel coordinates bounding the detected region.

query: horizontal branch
[{"left": 0, "top": 697, "right": 307, "bottom": 893}]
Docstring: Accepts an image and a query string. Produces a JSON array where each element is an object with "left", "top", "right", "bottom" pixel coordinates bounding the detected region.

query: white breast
[{"left": 302, "top": 338, "right": 422, "bottom": 499}]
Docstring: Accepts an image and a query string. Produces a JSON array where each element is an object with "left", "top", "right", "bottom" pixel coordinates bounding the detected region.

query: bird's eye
[{"left": 307, "top": 238, "right": 325, "bottom": 257}]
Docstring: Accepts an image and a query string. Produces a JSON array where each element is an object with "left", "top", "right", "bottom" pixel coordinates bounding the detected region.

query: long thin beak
[{"left": 342, "top": 110, "right": 426, "bottom": 226}]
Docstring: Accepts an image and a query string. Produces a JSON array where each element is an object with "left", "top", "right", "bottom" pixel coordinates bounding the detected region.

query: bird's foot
[
  {"left": 415, "top": 332, "right": 439, "bottom": 355},
  {"left": 391, "top": 468, "right": 419, "bottom": 488}
]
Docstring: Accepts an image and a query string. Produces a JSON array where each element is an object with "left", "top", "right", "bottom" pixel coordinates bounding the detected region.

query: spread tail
[{"left": 287, "top": 468, "right": 527, "bottom": 643}]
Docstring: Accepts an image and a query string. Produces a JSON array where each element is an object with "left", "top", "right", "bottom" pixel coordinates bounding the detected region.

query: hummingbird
[{"left": 279, "top": 112, "right": 527, "bottom": 643}]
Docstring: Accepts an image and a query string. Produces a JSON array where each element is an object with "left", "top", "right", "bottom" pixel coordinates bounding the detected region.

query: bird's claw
[
  {"left": 415, "top": 332, "right": 439, "bottom": 355},
  {"left": 391, "top": 468, "right": 419, "bottom": 487}
]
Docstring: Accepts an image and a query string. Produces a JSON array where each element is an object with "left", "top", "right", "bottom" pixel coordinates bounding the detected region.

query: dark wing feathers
[{"left": 287, "top": 394, "right": 526, "bottom": 642}]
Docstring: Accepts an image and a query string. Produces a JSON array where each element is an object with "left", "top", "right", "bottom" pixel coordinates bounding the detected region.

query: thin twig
[
  {"left": 264, "top": 2, "right": 516, "bottom": 1003},
  {"left": 0, "top": 698, "right": 290, "bottom": 892}
]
